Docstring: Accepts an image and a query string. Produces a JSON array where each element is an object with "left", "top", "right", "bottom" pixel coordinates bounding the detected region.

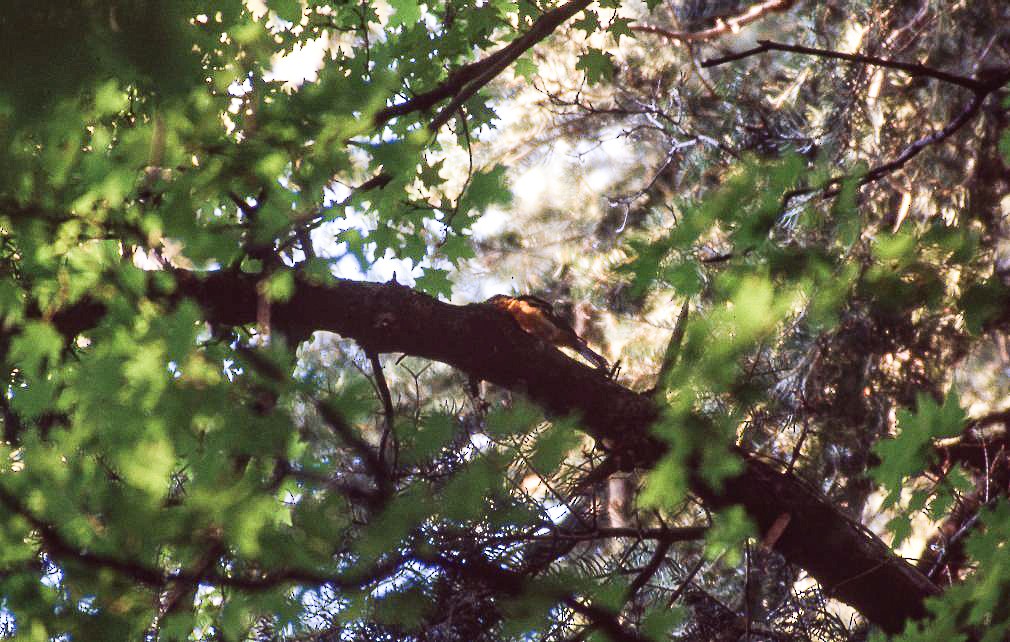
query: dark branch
[
  {"left": 653, "top": 300, "right": 689, "bottom": 394},
  {"left": 29, "top": 270, "right": 940, "bottom": 633},
  {"left": 700, "top": 40, "right": 1010, "bottom": 208},
  {"left": 238, "top": 346, "right": 392, "bottom": 501},
  {"left": 703, "top": 40, "right": 987, "bottom": 91},
  {"left": 432, "top": 552, "right": 651, "bottom": 642},
  {"left": 627, "top": 538, "right": 674, "bottom": 600},
  {"left": 368, "top": 349, "right": 397, "bottom": 471},
  {"left": 631, "top": 0, "right": 796, "bottom": 44},
  {"left": 781, "top": 83, "right": 988, "bottom": 207},
  {"left": 0, "top": 481, "right": 406, "bottom": 593},
  {"left": 486, "top": 525, "right": 707, "bottom": 545},
  {"left": 373, "top": 0, "right": 592, "bottom": 130}
]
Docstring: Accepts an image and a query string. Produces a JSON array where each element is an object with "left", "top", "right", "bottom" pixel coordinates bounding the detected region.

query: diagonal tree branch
[
  {"left": 779, "top": 88, "right": 989, "bottom": 206},
  {"left": 699, "top": 40, "right": 1010, "bottom": 207},
  {"left": 702, "top": 39, "right": 990, "bottom": 91},
  {"left": 632, "top": 0, "right": 797, "bottom": 44},
  {"left": 373, "top": 0, "right": 592, "bottom": 130},
  {"left": 272, "top": 2, "right": 596, "bottom": 258},
  {"left": 36, "top": 270, "right": 940, "bottom": 633}
]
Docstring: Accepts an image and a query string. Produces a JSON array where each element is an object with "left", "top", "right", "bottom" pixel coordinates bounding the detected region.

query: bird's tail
[{"left": 576, "top": 343, "right": 610, "bottom": 372}]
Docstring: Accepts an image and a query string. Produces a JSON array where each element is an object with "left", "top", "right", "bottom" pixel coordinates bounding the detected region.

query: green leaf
[
  {"left": 486, "top": 402, "right": 541, "bottom": 438},
  {"left": 643, "top": 606, "right": 687, "bottom": 639},
  {"left": 573, "top": 10, "right": 600, "bottom": 35},
  {"left": 439, "top": 234, "right": 476, "bottom": 265},
  {"left": 576, "top": 48, "right": 614, "bottom": 85},
  {"left": 373, "top": 585, "right": 431, "bottom": 628},
  {"left": 440, "top": 458, "right": 499, "bottom": 521},
  {"left": 418, "top": 158, "right": 445, "bottom": 188},
  {"left": 400, "top": 412, "right": 456, "bottom": 463},
  {"left": 886, "top": 514, "right": 913, "bottom": 548},
  {"left": 271, "top": 0, "right": 302, "bottom": 22},
  {"left": 960, "top": 278, "right": 1010, "bottom": 334},
  {"left": 461, "top": 164, "right": 511, "bottom": 215},
  {"left": 528, "top": 419, "right": 578, "bottom": 473},
  {"left": 10, "top": 322, "right": 63, "bottom": 378},
  {"left": 1000, "top": 127, "right": 1010, "bottom": 164},
  {"left": 704, "top": 506, "right": 755, "bottom": 565},
  {"left": 610, "top": 17, "right": 634, "bottom": 43},
  {"left": 10, "top": 377, "right": 58, "bottom": 420},
  {"left": 388, "top": 0, "right": 422, "bottom": 27},
  {"left": 261, "top": 270, "right": 295, "bottom": 303},
  {"left": 873, "top": 391, "right": 966, "bottom": 508},
  {"left": 514, "top": 56, "right": 538, "bottom": 81},
  {"left": 94, "top": 80, "right": 128, "bottom": 116},
  {"left": 415, "top": 267, "right": 453, "bottom": 298}
]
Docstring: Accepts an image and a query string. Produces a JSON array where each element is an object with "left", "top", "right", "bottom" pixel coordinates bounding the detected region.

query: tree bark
[{"left": 47, "top": 269, "right": 940, "bottom": 633}]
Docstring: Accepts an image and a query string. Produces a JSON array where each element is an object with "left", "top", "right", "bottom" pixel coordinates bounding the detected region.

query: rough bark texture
[
  {"left": 698, "top": 456, "right": 938, "bottom": 631},
  {"left": 52, "top": 269, "right": 940, "bottom": 632}
]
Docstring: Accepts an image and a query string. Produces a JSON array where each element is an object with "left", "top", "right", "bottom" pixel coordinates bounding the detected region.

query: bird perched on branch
[{"left": 486, "top": 294, "right": 610, "bottom": 372}]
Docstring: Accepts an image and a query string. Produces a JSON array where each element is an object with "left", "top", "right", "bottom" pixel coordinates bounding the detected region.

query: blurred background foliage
[{"left": 1, "top": 0, "right": 1009, "bottom": 640}]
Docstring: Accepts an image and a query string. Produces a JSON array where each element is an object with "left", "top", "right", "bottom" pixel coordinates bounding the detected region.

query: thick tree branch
[
  {"left": 39, "top": 270, "right": 940, "bottom": 632},
  {"left": 694, "top": 455, "right": 938, "bottom": 631},
  {"left": 175, "top": 271, "right": 660, "bottom": 450}
]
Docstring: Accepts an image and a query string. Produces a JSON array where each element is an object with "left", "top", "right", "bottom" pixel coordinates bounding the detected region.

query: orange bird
[{"left": 487, "top": 294, "right": 610, "bottom": 372}]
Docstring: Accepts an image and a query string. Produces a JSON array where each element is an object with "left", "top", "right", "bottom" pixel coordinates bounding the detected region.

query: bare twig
[
  {"left": 653, "top": 300, "right": 690, "bottom": 394},
  {"left": 631, "top": 0, "right": 796, "bottom": 44},
  {"left": 279, "top": 172, "right": 393, "bottom": 254},
  {"left": 703, "top": 40, "right": 988, "bottom": 91},
  {"left": 700, "top": 39, "right": 1010, "bottom": 208},
  {"left": 439, "top": 106, "right": 475, "bottom": 236},
  {"left": 0, "top": 482, "right": 402, "bottom": 592},
  {"left": 781, "top": 89, "right": 988, "bottom": 206},
  {"left": 666, "top": 556, "right": 706, "bottom": 607},
  {"left": 489, "top": 525, "right": 706, "bottom": 545},
  {"left": 368, "top": 349, "right": 398, "bottom": 471},
  {"left": 627, "top": 537, "right": 674, "bottom": 599},
  {"left": 238, "top": 346, "right": 391, "bottom": 499}
]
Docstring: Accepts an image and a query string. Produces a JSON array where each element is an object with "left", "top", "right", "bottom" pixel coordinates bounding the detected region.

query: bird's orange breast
[{"left": 502, "top": 299, "right": 564, "bottom": 343}]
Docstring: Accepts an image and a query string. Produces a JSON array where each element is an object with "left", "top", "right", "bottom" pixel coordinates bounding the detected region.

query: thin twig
[
  {"left": 487, "top": 526, "right": 706, "bottom": 545},
  {"left": 703, "top": 40, "right": 986, "bottom": 91},
  {"left": 368, "top": 349, "right": 398, "bottom": 472},
  {"left": 439, "top": 106, "right": 475, "bottom": 237},
  {"left": 430, "top": 551, "right": 651, "bottom": 642},
  {"left": 700, "top": 39, "right": 1010, "bottom": 209},
  {"left": 0, "top": 481, "right": 401, "bottom": 592},
  {"left": 666, "top": 556, "right": 706, "bottom": 607},
  {"left": 653, "top": 300, "right": 690, "bottom": 394},
  {"left": 627, "top": 537, "right": 674, "bottom": 599},
  {"left": 631, "top": 0, "right": 796, "bottom": 44},
  {"left": 782, "top": 89, "right": 987, "bottom": 207},
  {"left": 238, "top": 346, "right": 391, "bottom": 499}
]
